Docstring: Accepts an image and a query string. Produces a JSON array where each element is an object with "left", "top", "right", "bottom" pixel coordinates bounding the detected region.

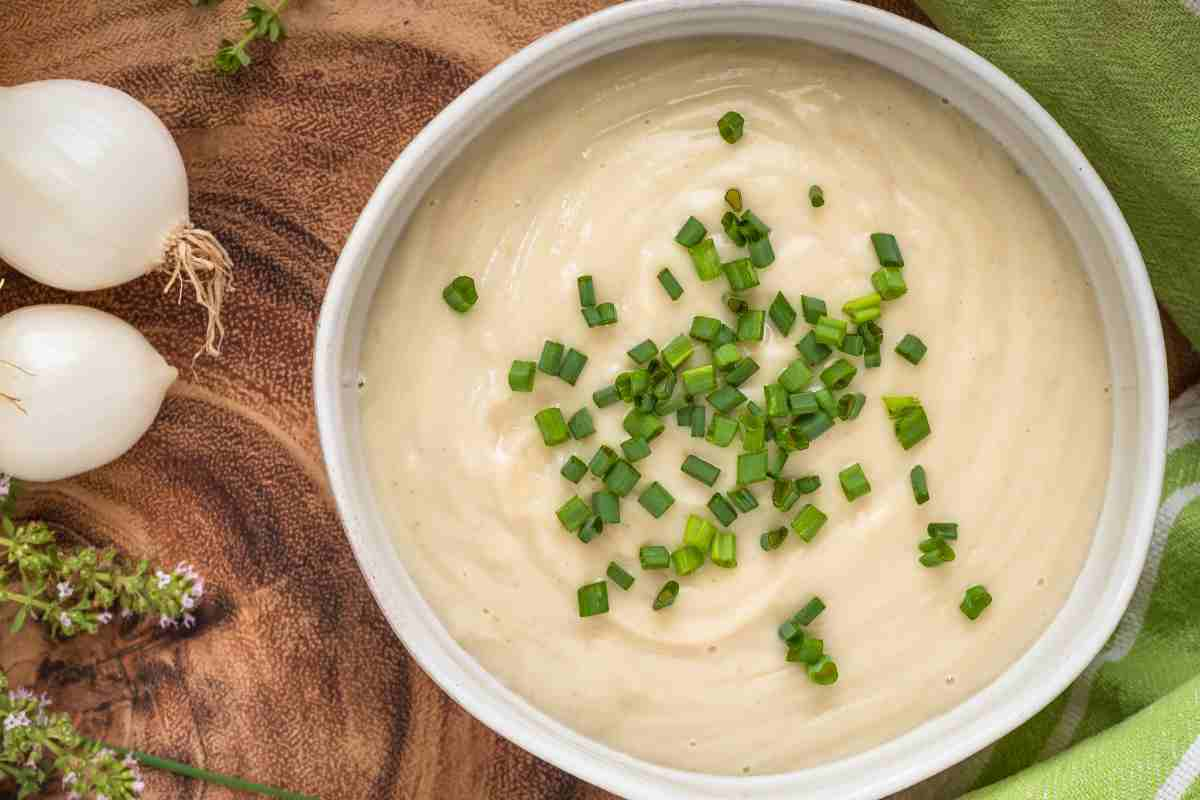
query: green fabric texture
[{"left": 915, "top": 0, "right": 1200, "bottom": 350}]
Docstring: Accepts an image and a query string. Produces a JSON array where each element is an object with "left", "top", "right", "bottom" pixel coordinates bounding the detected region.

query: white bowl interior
[{"left": 314, "top": 2, "right": 1167, "bottom": 798}]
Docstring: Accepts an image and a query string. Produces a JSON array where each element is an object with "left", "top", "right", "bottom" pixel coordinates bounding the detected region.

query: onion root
[{"left": 160, "top": 223, "right": 233, "bottom": 360}]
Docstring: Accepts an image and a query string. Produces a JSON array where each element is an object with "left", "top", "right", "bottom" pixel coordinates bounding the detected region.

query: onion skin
[{"left": 0, "top": 305, "right": 177, "bottom": 482}]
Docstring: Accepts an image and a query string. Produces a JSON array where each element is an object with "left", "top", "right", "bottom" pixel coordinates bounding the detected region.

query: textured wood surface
[{"left": 0, "top": 2, "right": 1194, "bottom": 799}]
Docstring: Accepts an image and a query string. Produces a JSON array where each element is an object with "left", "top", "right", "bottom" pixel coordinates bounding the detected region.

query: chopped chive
[
  {"left": 710, "top": 531, "right": 737, "bottom": 568},
  {"left": 911, "top": 465, "right": 930, "bottom": 505},
  {"left": 871, "top": 267, "right": 907, "bottom": 300},
  {"left": 690, "top": 316, "right": 722, "bottom": 342},
  {"left": 883, "top": 395, "right": 923, "bottom": 418},
  {"left": 561, "top": 455, "right": 588, "bottom": 483},
  {"left": 672, "top": 545, "right": 705, "bottom": 576},
  {"left": 748, "top": 236, "right": 775, "bottom": 268},
  {"left": 795, "top": 474, "right": 821, "bottom": 494},
  {"left": 712, "top": 323, "right": 737, "bottom": 349},
  {"left": 708, "top": 493, "right": 738, "bottom": 526},
  {"left": 538, "top": 340, "right": 565, "bottom": 375},
  {"left": 820, "top": 358, "right": 858, "bottom": 391},
  {"left": 740, "top": 209, "right": 771, "bottom": 238},
  {"left": 593, "top": 384, "right": 620, "bottom": 408},
  {"left": 578, "top": 514, "right": 604, "bottom": 543},
  {"left": 676, "top": 405, "right": 694, "bottom": 427},
  {"left": 591, "top": 490, "right": 621, "bottom": 524},
  {"left": 725, "top": 358, "right": 760, "bottom": 387},
  {"left": 637, "top": 392, "right": 656, "bottom": 413},
  {"left": 787, "top": 637, "right": 824, "bottom": 665},
  {"left": 737, "top": 309, "right": 766, "bottom": 342},
  {"left": 728, "top": 487, "right": 759, "bottom": 513},
  {"left": 776, "top": 425, "right": 810, "bottom": 453},
  {"left": 739, "top": 411, "right": 766, "bottom": 452},
  {"left": 722, "top": 257, "right": 759, "bottom": 291},
  {"left": 688, "top": 239, "right": 722, "bottom": 281},
  {"left": 839, "top": 463, "right": 871, "bottom": 501},
  {"left": 961, "top": 585, "right": 992, "bottom": 620},
  {"left": 627, "top": 339, "right": 659, "bottom": 365},
  {"left": 607, "top": 562, "right": 635, "bottom": 591},
  {"left": 556, "top": 496, "right": 590, "bottom": 532},
  {"left": 717, "top": 111, "right": 745, "bottom": 143},
  {"left": 895, "top": 407, "right": 932, "bottom": 450},
  {"left": 764, "top": 384, "right": 790, "bottom": 417},
  {"left": 789, "top": 392, "right": 819, "bottom": 416},
  {"left": 621, "top": 436, "right": 652, "bottom": 463},
  {"left": 653, "top": 580, "right": 680, "bottom": 610},
  {"left": 682, "top": 513, "right": 718, "bottom": 553},
  {"left": 919, "top": 536, "right": 955, "bottom": 567},
  {"left": 706, "top": 413, "right": 740, "bottom": 447},
  {"left": 895, "top": 334, "right": 928, "bottom": 365},
  {"left": 577, "top": 275, "right": 596, "bottom": 307},
  {"left": 690, "top": 404, "right": 706, "bottom": 438},
  {"left": 640, "top": 545, "right": 671, "bottom": 570},
  {"left": 778, "top": 360, "right": 814, "bottom": 393},
  {"left": 682, "top": 364, "right": 717, "bottom": 396},
  {"left": 657, "top": 267, "right": 684, "bottom": 300},
  {"left": 577, "top": 581, "right": 609, "bottom": 617},
  {"left": 589, "top": 445, "right": 620, "bottom": 477},
  {"left": 814, "top": 388, "right": 838, "bottom": 418},
  {"left": 794, "top": 597, "right": 826, "bottom": 626},
  {"left": 865, "top": 350, "right": 882, "bottom": 369},
  {"left": 773, "top": 479, "right": 803, "bottom": 512},
  {"left": 568, "top": 408, "right": 596, "bottom": 440},
  {"left": 713, "top": 343, "right": 742, "bottom": 371},
  {"left": 724, "top": 187, "right": 743, "bottom": 212},
  {"left": 639, "top": 482, "right": 676, "bottom": 518},
  {"left": 760, "top": 527, "right": 788, "bottom": 551},
  {"left": 535, "top": 408, "right": 570, "bottom": 446},
  {"left": 442, "top": 275, "right": 478, "bottom": 312},
  {"left": 791, "top": 504, "right": 828, "bottom": 542},
  {"left": 682, "top": 454, "right": 721, "bottom": 486},
  {"left": 796, "top": 331, "right": 832, "bottom": 367},
  {"left": 508, "top": 360, "right": 536, "bottom": 392},
  {"left": 800, "top": 295, "right": 827, "bottom": 325},
  {"left": 808, "top": 656, "right": 838, "bottom": 685},
  {"left": 604, "top": 460, "right": 642, "bottom": 497},
  {"left": 595, "top": 302, "right": 618, "bottom": 326},
  {"left": 707, "top": 385, "right": 747, "bottom": 414},
  {"left": 767, "top": 447, "right": 789, "bottom": 479},
  {"left": 723, "top": 292, "right": 749, "bottom": 315},
  {"left": 559, "top": 349, "right": 588, "bottom": 385},
  {"left": 615, "top": 369, "right": 649, "bottom": 402},
  {"left": 928, "top": 522, "right": 959, "bottom": 540},
  {"left": 808, "top": 184, "right": 825, "bottom": 208},
  {"left": 839, "top": 334, "right": 865, "bottom": 357},
  {"left": 870, "top": 232, "right": 904, "bottom": 267},
  {"left": 737, "top": 450, "right": 770, "bottom": 485},
  {"left": 837, "top": 392, "right": 866, "bottom": 421},
  {"left": 761, "top": 295, "right": 795, "bottom": 338},
  {"left": 581, "top": 305, "right": 603, "bottom": 327},
  {"left": 796, "top": 411, "right": 835, "bottom": 442},
  {"left": 721, "top": 210, "right": 747, "bottom": 246},
  {"left": 623, "top": 408, "right": 665, "bottom": 441},
  {"left": 842, "top": 293, "right": 882, "bottom": 325},
  {"left": 675, "top": 216, "right": 707, "bottom": 247},
  {"left": 662, "top": 334, "right": 695, "bottom": 370},
  {"left": 814, "top": 316, "right": 848, "bottom": 348},
  {"left": 860, "top": 320, "right": 884, "bottom": 352}
]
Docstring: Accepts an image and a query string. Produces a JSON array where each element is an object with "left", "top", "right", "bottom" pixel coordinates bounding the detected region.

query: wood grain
[{"left": 0, "top": 2, "right": 1191, "bottom": 799}]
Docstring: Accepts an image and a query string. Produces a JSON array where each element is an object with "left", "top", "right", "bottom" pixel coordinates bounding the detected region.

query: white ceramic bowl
[{"left": 314, "top": 2, "right": 1168, "bottom": 797}]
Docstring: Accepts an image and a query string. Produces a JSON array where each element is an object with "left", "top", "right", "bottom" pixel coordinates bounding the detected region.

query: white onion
[
  {"left": 0, "top": 80, "right": 232, "bottom": 357},
  {"left": 0, "top": 305, "right": 177, "bottom": 482}
]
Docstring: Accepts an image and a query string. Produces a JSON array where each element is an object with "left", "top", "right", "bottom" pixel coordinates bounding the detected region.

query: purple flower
[{"left": 57, "top": 581, "right": 73, "bottom": 600}]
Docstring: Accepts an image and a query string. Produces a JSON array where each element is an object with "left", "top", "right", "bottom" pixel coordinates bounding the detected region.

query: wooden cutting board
[{"left": 1, "top": 3, "right": 1195, "bottom": 799}]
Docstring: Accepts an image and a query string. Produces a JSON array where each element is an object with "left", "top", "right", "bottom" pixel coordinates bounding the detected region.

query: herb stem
[{"left": 98, "top": 742, "right": 317, "bottom": 800}]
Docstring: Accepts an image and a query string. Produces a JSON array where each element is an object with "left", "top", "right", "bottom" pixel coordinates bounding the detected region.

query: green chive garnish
[
  {"left": 717, "top": 111, "right": 745, "bottom": 143},
  {"left": 640, "top": 545, "right": 670, "bottom": 570},
  {"left": 616, "top": 370, "right": 648, "bottom": 402},
  {"left": 794, "top": 596, "right": 826, "bottom": 625},
  {"left": 728, "top": 487, "right": 758, "bottom": 513},
  {"left": 814, "top": 316, "right": 848, "bottom": 348},
  {"left": 683, "top": 513, "right": 717, "bottom": 552},
  {"left": 508, "top": 360, "right": 536, "bottom": 392},
  {"left": 708, "top": 493, "right": 738, "bottom": 526},
  {"left": 442, "top": 275, "right": 478, "bottom": 312},
  {"left": 713, "top": 343, "right": 742, "bottom": 371},
  {"left": 767, "top": 446, "right": 789, "bottom": 479},
  {"left": 740, "top": 209, "right": 771, "bottom": 238},
  {"left": 791, "top": 504, "right": 827, "bottom": 542},
  {"left": 688, "top": 239, "right": 722, "bottom": 281},
  {"left": 764, "top": 384, "right": 789, "bottom": 418},
  {"left": 800, "top": 295, "right": 827, "bottom": 325},
  {"left": 911, "top": 465, "right": 930, "bottom": 505},
  {"left": 842, "top": 293, "right": 882, "bottom": 325},
  {"left": 840, "top": 334, "right": 865, "bottom": 356},
  {"left": 764, "top": 292, "right": 796, "bottom": 336},
  {"left": 871, "top": 267, "right": 907, "bottom": 300},
  {"left": 961, "top": 585, "right": 992, "bottom": 620},
  {"left": 725, "top": 187, "right": 743, "bottom": 211},
  {"left": 561, "top": 456, "right": 588, "bottom": 483},
  {"left": 722, "top": 257, "right": 759, "bottom": 291},
  {"left": 748, "top": 236, "right": 775, "bottom": 268},
  {"left": 675, "top": 216, "right": 707, "bottom": 247},
  {"left": 760, "top": 527, "right": 788, "bottom": 551},
  {"left": 739, "top": 411, "right": 766, "bottom": 452},
  {"left": 595, "top": 302, "right": 618, "bottom": 326},
  {"left": 707, "top": 385, "right": 747, "bottom": 414},
  {"left": 820, "top": 358, "right": 857, "bottom": 391},
  {"left": 538, "top": 340, "right": 564, "bottom": 375},
  {"left": 928, "top": 522, "right": 959, "bottom": 540},
  {"left": 589, "top": 445, "right": 619, "bottom": 477},
  {"left": 578, "top": 514, "right": 604, "bottom": 543},
  {"left": 627, "top": 339, "right": 658, "bottom": 365},
  {"left": 725, "top": 358, "right": 760, "bottom": 387},
  {"left": 795, "top": 475, "right": 821, "bottom": 494},
  {"left": 672, "top": 545, "right": 705, "bottom": 576},
  {"left": 796, "top": 331, "right": 832, "bottom": 367},
  {"left": 839, "top": 463, "right": 871, "bottom": 501},
  {"left": 682, "top": 364, "right": 717, "bottom": 396},
  {"left": 638, "top": 482, "right": 675, "bottom": 518},
  {"left": 566, "top": 409, "right": 595, "bottom": 441},
  {"left": 593, "top": 383, "right": 620, "bottom": 408},
  {"left": 657, "top": 267, "right": 684, "bottom": 301},
  {"left": 721, "top": 210, "right": 747, "bottom": 246},
  {"left": 604, "top": 460, "right": 641, "bottom": 497},
  {"left": 712, "top": 323, "right": 737, "bottom": 350},
  {"left": 710, "top": 531, "right": 737, "bottom": 568},
  {"left": 808, "top": 657, "right": 838, "bottom": 685},
  {"left": 788, "top": 391, "right": 819, "bottom": 416},
  {"left": 623, "top": 408, "right": 665, "bottom": 442},
  {"left": 653, "top": 580, "right": 680, "bottom": 610},
  {"left": 837, "top": 392, "right": 866, "bottom": 421},
  {"left": 662, "top": 334, "right": 695, "bottom": 370},
  {"left": 581, "top": 306, "right": 603, "bottom": 327},
  {"left": 724, "top": 292, "right": 749, "bottom": 315},
  {"left": 773, "top": 479, "right": 802, "bottom": 512},
  {"left": 870, "top": 232, "right": 904, "bottom": 267},
  {"left": 883, "top": 395, "right": 922, "bottom": 418},
  {"left": 814, "top": 388, "right": 838, "bottom": 418},
  {"left": 796, "top": 411, "right": 835, "bottom": 442},
  {"left": 895, "top": 334, "right": 927, "bottom": 365},
  {"left": 895, "top": 406, "right": 932, "bottom": 450},
  {"left": 577, "top": 581, "right": 609, "bottom": 617},
  {"left": 621, "top": 437, "right": 652, "bottom": 462},
  {"left": 865, "top": 351, "right": 882, "bottom": 369},
  {"left": 787, "top": 637, "right": 824, "bottom": 665},
  {"left": 689, "top": 316, "right": 722, "bottom": 342},
  {"left": 808, "top": 185, "right": 825, "bottom": 208},
  {"left": 592, "top": 490, "right": 621, "bottom": 524},
  {"left": 559, "top": 349, "right": 588, "bottom": 385},
  {"left": 737, "top": 450, "right": 770, "bottom": 484},
  {"left": 676, "top": 405, "right": 694, "bottom": 427},
  {"left": 535, "top": 408, "right": 569, "bottom": 446},
  {"left": 737, "top": 310, "right": 765, "bottom": 342},
  {"left": 682, "top": 454, "right": 721, "bottom": 486},
  {"left": 607, "top": 562, "right": 635, "bottom": 591},
  {"left": 778, "top": 360, "right": 814, "bottom": 393},
  {"left": 690, "top": 404, "right": 706, "bottom": 438},
  {"left": 706, "top": 413, "right": 740, "bottom": 447},
  {"left": 776, "top": 425, "right": 810, "bottom": 453},
  {"left": 556, "top": 496, "right": 590, "bottom": 532},
  {"left": 577, "top": 275, "right": 596, "bottom": 307}
]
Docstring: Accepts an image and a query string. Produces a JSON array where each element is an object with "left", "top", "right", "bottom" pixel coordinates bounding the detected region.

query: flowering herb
[{"left": 212, "top": 1, "right": 291, "bottom": 74}]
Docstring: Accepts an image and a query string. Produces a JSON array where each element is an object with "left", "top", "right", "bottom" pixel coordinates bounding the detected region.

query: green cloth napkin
[{"left": 903, "top": 4, "right": 1200, "bottom": 796}]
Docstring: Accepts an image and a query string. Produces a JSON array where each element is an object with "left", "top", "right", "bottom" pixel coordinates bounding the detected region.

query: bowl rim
[{"left": 314, "top": 1, "right": 1168, "bottom": 797}]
